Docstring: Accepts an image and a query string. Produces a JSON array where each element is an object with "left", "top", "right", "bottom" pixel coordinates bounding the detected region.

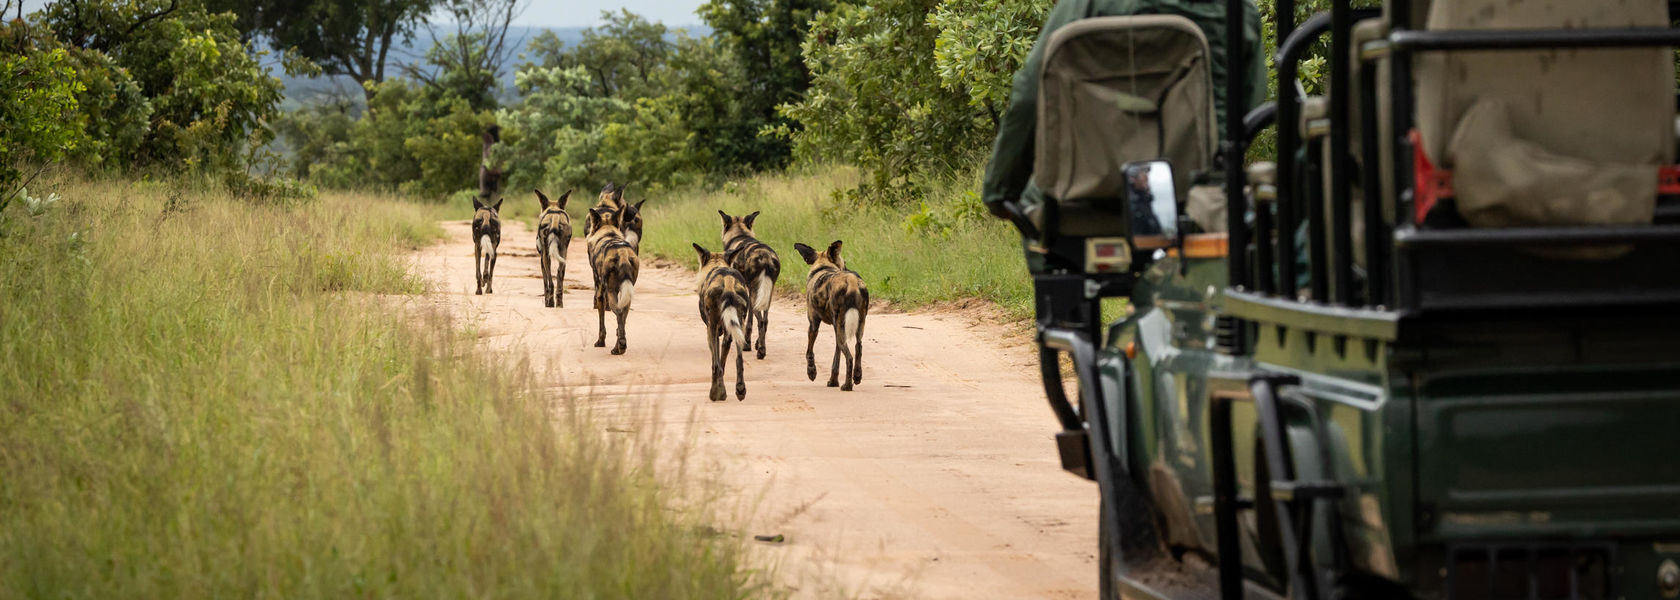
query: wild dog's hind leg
[
  {"left": 555, "top": 257, "right": 566, "bottom": 307},
  {"left": 733, "top": 330, "right": 746, "bottom": 400},
  {"left": 827, "top": 323, "right": 844, "bottom": 388},
  {"left": 706, "top": 321, "right": 725, "bottom": 402},
  {"left": 595, "top": 300, "right": 608, "bottom": 348},
  {"left": 540, "top": 251, "right": 553, "bottom": 307},
  {"left": 806, "top": 316, "right": 820, "bottom": 381},
  {"left": 853, "top": 311, "right": 865, "bottom": 385},
  {"left": 755, "top": 306, "right": 770, "bottom": 360},
  {"left": 611, "top": 307, "right": 628, "bottom": 355},
  {"left": 485, "top": 243, "right": 498, "bottom": 294},
  {"left": 833, "top": 325, "right": 855, "bottom": 391},
  {"left": 474, "top": 242, "right": 484, "bottom": 295}
]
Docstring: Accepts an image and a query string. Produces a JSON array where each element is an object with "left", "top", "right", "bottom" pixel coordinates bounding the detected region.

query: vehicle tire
[{"left": 1099, "top": 498, "right": 1119, "bottom": 600}]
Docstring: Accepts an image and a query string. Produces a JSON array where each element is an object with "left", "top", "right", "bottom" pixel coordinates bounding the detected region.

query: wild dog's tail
[
  {"left": 843, "top": 307, "right": 861, "bottom": 347},
  {"left": 753, "top": 274, "right": 773, "bottom": 313},
  {"left": 547, "top": 234, "right": 564, "bottom": 272},
  {"left": 722, "top": 303, "right": 747, "bottom": 351},
  {"left": 615, "top": 280, "right": 635, "bottom": 311}
]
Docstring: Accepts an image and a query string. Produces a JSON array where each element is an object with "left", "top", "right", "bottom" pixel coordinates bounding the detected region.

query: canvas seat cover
[
  {"left": 1415, "top": 0, "right": 1673, "bottom": 231},
  {"left": 1033, "top": 15, "right": 1216, "bottom": 237}
]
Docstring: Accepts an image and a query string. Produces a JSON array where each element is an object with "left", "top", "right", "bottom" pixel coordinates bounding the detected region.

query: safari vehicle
[{"left": 996, "top": 0, "right": 1680, "bottom": 597}]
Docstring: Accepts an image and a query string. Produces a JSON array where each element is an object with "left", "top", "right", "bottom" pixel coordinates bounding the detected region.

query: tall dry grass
[{"left": 0, "top": 177, "right": 766, "bottom": 599}]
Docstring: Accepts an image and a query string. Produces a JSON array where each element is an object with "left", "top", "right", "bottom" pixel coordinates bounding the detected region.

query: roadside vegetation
[
  {"left": 0, "top": 178, "right": 764, "bottom": 598},
  {"left": 642, "top": 167, "right": 1035, "bottom": 318}
]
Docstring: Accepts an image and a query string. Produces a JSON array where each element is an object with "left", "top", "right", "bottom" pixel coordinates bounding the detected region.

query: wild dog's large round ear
[
  {"left": 633, "top": 199, "right": 646, "bottom": 211},
  {"left": 692, "top": 243, "right": 711, "bottom": 264},
  {"left": 473, "top": 195, "right": 487, "bottom": 211},
  {"left": 744, "top": 211, "right": 761, "bottom": 229},
  {"left": 826, "top": 240, "right": 843, "bottom": 265},
  {"left": 535, "top": 188, "right": 549, "bottom": 209},
  {"left": 492, "top": 197, "right": 504, "bottom": 212},
  {"left": 601, "top": 182, "right": 616, "bottom": 195},
  {"left": 793, "top": 243, "right": 818, "bottom": 264},
  {"left": 558, "top": 189, "right": 572, "bottom": 208},
  {"left": 718, "top": 210, "right": 732, "bottom": 230},
  {"left": 612, "top": 186, "right": 626, "bottom": 202}
]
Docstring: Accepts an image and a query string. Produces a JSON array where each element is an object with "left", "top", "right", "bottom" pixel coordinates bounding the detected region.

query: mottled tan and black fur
[
  {"left": 471, "top": 195, "right": 502, "bottom": 295},
  {"left": 534, "top": 188, "right": 573, "bottom": 308},
  {"left": 693, "top": 244, "right": 750, "bottom": 401},
  {"left": 479, "top": 125, "right": 503, "bottom": 199},
  {"left": 793, "top": 240, "right": 868, "bottom": 390},
  {"left": 719, "top": 210, "right": 780, "bottom": 360},
  {"left": 587, "top": 204, "right": 640, "bottom": 354},
  {"left": 590, "top": 183, "right": 646, "bottom": 251}
]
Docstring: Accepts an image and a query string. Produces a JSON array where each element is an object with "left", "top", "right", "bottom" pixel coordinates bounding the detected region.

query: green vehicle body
[
  {"left": 1090, "top": 250, "right": 1680, "bottom": 597},
  {"left": 1004, "top": 1, "right": 1680, "bottom": 597}
]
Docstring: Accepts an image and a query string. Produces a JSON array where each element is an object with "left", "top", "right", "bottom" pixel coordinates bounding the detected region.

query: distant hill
[{"left": 274, "top": 23, "right": 710, "bottom": 109}]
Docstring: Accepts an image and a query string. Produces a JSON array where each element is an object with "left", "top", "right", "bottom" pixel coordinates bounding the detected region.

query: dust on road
[{"left": 410, "top": 219, "right": 1098, "bottom": 599}]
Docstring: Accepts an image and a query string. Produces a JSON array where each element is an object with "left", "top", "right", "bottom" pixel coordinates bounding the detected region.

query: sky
[{"left": 13, "top": 1, "right": 709, "bottom": 28}]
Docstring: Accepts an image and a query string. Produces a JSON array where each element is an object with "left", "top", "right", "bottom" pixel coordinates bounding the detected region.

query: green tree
[
  {"left": 40, "top": 1, "right": 286, "bottom": 174},
  {"left": 779, "top": 0, "right": 991, "bottom": 198},
  {"left": 699, "top": 0, "right": 844, "bottom": 170},
  {"left": 0, "top": 45, "right": 85, "bottom": 211},
  {"left": 400, "top": 0, "right": 525, "bottom": 111},
  {"left": 201, "top": 0, "right": 441, "bottom": 98},
  {"left": 928, "top": 0, "right": 1051, "bottom": 122}
]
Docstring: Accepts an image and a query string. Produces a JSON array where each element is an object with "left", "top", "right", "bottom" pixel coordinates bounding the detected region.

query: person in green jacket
[{"left": 982, "top": 0, "right": 1266, "bottom": 272}]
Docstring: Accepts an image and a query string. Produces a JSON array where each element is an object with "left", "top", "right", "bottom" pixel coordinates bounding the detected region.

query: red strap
[
  {"left": 1660, "top": 165, "right": 1680, "bottom": 196},
  {"left": 1410, "top": 130, "right": 1453, "bottom": 224}
]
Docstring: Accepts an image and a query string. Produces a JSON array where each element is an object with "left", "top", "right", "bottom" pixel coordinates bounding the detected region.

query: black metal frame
[{"left": 1005, "top": 0, "right": 1680, "bottom": 597}]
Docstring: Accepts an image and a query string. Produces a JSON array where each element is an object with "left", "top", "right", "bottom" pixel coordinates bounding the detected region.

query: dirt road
[{"left": 410, "top": 220, "right": 1098, "bottom": 599}]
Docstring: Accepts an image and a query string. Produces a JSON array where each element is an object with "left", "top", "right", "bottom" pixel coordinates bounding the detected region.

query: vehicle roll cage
[
  {"left": 1226, "top": 0, "right": 1680, "bottom": 353},
  {"left": 1020, "top": 0, "right": 1680, "bottom": 596}
]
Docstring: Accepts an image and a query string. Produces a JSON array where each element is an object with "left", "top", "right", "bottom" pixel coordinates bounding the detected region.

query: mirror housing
[{"left": 1124, "top": 160, "right": 1180, "bottom": 251}]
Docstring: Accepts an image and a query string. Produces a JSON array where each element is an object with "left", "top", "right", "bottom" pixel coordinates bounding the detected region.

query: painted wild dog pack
[
  {"left": 463, "top": 174, "right": 876, "bottom": 400},
  {"left": 719, "top": 210, "right": 781, "bottom": 360}
]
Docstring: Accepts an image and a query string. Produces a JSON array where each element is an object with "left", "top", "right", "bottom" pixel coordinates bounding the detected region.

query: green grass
[
  {"left": 0, "top": 177, "right": 765, "bottom": 599},
  {"left": 639, "top": 166, "right": 1035, "bottom": 319}
]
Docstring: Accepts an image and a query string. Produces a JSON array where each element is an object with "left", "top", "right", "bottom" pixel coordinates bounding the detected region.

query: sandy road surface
[{"left": 410, "top": 220, "right": 1098, "bottom": 599}]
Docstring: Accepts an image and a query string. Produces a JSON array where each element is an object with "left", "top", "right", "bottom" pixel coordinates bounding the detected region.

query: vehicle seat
[
  {"left": 1413, "top": 0, "right": 1674, "bottom": 230},
  {"left": 1033, "top": 15, "right": 1217, "bottom": 238}
]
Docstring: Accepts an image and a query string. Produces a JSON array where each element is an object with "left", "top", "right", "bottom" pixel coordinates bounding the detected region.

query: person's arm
[{"left": 981, "top": 0, "right": 1089, "bottom": 218}]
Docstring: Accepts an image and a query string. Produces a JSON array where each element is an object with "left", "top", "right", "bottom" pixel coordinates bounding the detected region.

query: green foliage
[
  {"left": 26, "top": 0, "right": 289, "bottom": 182},
  {"left": 490, "top": 13, "right": 737, "bottom": 194},
  {"left": 698, "top": 0, "right": 843, "bottom": 171},
  {"left": 928, "top": 0, "right": 1052, "bottom": 116},
  {"left": 779, "top": 0, "right": 996, "bottom": 199},
  {"left": 278, "top": 79, "right": 494, "bottom": 200},
  {"left": 640, "top": 166, "right": 1035, "bottom": 318},
  {"left": 0, "top": 39, "right": 85, "bottom": 213}
]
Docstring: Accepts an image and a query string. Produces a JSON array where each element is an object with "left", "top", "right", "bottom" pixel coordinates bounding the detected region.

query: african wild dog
[
  {"left": 793, "top": 241, "right": 869, "bottom": 390},
  {"left": 471, "top": 194, "right": 502, "bottom": 295},
  {"left": 592, "top": 183, "right": 647, "bottom": 251},
  {"left": 479, "top": 125, "right": 503, "bottom": 199},
  {"left": 719, "top": 210, "right": 780, "bottom": 360},
  {"left": 693, "top": 244, "right": 751, "bottom": 401},
  {"left": 587, "top": 204, "right": 640, "bottom": 354},
  {"left": 535, "top": 188, "right": 573, "bottom": 308},
  {"left": 472, "top": 125, "right": 504, "bottom": 295}
]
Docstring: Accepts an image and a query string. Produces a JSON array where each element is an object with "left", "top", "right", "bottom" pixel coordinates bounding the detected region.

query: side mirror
[{"left": 1124, "top": 160, "right": 1179, "bottom": 250}]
